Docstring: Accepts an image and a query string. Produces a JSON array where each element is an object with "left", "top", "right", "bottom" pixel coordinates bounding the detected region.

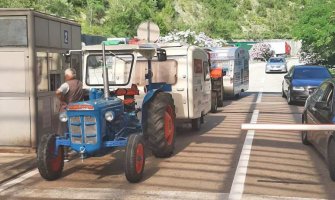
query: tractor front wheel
[
  {"left": 37, "top": 134, "right": 64, "bottom": 181},
  {"left": 125, "top": 134, "right": 145, "bottom": 183},
  {"left": 145, "top": 92, "right": 176, "bottom": 158}
]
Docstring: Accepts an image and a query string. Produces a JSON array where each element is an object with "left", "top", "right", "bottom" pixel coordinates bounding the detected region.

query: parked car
[
  {"left": 302, "top": 79, "right": 335, "bottom": 181},
  {"left": 265, "top": 57, "right": 287, "bottom": 73},
  {"left": 282, "top": 65, "right": 332, "bottom": 104}
]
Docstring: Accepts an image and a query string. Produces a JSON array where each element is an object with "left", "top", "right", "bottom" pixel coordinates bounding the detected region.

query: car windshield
[
  {"left": 269, "top": 58, "right": 284, "bottom": 63},
  {"left": 293, "top": 67, "right": 331, "bottom": 79},
  {"left": 86, "top": 53, "right": 134, "bottom": 86}
]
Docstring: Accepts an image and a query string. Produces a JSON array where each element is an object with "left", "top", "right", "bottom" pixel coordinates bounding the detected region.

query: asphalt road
[{"left": 1, "top": 58, "right": 335, "bottom": 200}]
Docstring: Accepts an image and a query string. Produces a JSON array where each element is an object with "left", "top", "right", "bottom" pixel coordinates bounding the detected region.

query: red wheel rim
[
  {"left": 135, "top": 143, "right": 144, "bottom": 174},
  {"left": 48, "top": 142, "right": 62, "bottom": 172},
  {"left": 164, "top": 105, "right": 174, "bottom": 145}
]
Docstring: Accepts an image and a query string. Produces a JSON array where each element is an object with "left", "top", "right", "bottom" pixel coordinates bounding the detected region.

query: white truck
[
  {"left": 132, "top": 43, "right": 212, "bottom": 130},
  {"left": 207, "top": 47, "right": 249, "bottom": 98},
  {"left": 265, "top": 41, "right": 291, "bottom": 57}
]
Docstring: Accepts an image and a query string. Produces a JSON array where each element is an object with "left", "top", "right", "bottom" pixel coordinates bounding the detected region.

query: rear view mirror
[
  {"left": 62, "top": 52, "right": 71, "bottom": 64},
  {"left": 157, "top": 49, "right": 167, "bottom": 61}
]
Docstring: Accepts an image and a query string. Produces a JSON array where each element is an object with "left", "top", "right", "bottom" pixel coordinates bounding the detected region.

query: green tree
[{"left": 292, "top": 0, "right": 335, "bottom": 65}]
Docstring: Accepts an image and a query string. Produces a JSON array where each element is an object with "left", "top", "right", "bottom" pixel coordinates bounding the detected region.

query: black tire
[
  {"left": 192, "top": 117, "right": 201, "bottom": 131},
  {"left": 235, "top": 92, "right": 240, "bottom": 100},
  {"left": 301, "top": 115, "right": 310, "bottom": 145},
  {"left": 125, "top": 134, "right": 145, "bottom": 183},
  {"left": 144, "top": 92, "right": 176, "bottom": 158},
  {"left": 282, "top": 84, "right": 286, "bottom": 98},
  {"left": 327, "top": 137, "right": 335, "bottom": 181},
  {"left": 37, "top": 134, "right": 64, "bottom": 181},
  {"left": 217, "top": 82, "right": 224, "bottom": 107},
  {"left": 287, "top": 89, "right": 294, "bottom": 105},
  {"left": 211, "top": 91, "right": 218, "bottom": 113}
]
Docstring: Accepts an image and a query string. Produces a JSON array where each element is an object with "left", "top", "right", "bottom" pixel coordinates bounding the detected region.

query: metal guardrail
[{"left": 241, "top": 124, "right": 335, "bottom": 131}]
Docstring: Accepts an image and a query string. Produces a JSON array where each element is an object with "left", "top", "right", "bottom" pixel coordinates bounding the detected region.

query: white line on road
[
  {"left": 256, "top": 89, "right": 263, "bottom": 103},
  {"left": 0, "top": 187, "right": 327, "bottom": 200},
  {"left": 1, "top": 187, "right": 228, "bottom": 200},
  {"left": 228, "top": 109, "right": 259, "bottom": 200},
  {"left": 0, "top": 169, "right": 38, "bottom": 193}
]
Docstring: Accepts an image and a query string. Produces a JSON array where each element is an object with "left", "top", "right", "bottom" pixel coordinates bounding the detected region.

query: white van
[
  {"left": 132, "top": 44, "right": 212, "bottom": 130},
  {"left": 207, "top": 47, "right": 249, "bottom": 98}
]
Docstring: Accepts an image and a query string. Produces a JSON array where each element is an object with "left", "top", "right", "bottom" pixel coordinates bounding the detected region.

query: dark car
[
  {"left": 282, "top": 65, "right": 332, "bottom": 104},
  {"left": 302, "top": 79, "right": 335, "bottom": 181}
]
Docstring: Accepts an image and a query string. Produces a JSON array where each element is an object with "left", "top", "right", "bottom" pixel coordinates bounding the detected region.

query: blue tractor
[{"left": 37, "top": 43, "right": 176, "bottom": 183}]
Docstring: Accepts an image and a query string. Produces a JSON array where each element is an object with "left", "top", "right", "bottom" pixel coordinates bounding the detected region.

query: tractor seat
[
  {"left": 114, "top": 84, "right": 139, "bottom": 96},
  {"left": 114, "top": 84, "right": 139, "bottom": 107}
]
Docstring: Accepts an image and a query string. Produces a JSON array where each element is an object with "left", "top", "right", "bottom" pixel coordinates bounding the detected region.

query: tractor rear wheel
[
  {"left": 37, "top": 134, "right": 64, "bottom": 181},
  {"left": 145, "top": 92, "right": 176, "bottom": 158},
  {"left": 125, "top": 134, "right": 145, "bottom": 183}
]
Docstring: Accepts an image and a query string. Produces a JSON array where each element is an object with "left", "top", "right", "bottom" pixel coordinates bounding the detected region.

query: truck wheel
[
  {"left": 192, "top": 118, "right": 201, "bottom": 131},
  {"left": 145, "top": 92, "right": 176, "bottom": 158},
  {"left": 37, "top": 134, "right": 64, "bottom": 181},
  {"left": 125, "top": 134, "right": 145, "bottom": 183},
  {"left": 235, "top": 92, "right": 240, "bottom": 99},
  {"left": 211, "top": 91, "right": 218, "bottom": 113},
  {"left": 327, "top": 137, "right": 335, "bottom": 181},
  {"left": 218, "top": 84, "right": 224, "bottom": 107}
]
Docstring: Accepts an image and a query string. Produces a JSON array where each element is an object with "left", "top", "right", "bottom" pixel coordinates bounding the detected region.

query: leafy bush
[
  {"left": 159, "top": 30, "right": 227, "bottom": 47},
  {"left": 250, "top": 43, "right": 274, "bottom": 61}
]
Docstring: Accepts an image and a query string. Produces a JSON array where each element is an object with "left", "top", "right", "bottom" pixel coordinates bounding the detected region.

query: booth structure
[{"left": 0, "top": 9, "right": 81, "bottom": 148}]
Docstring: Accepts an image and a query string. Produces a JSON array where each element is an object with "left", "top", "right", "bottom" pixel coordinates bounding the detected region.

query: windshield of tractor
[{"left": 86, "top": 53, "right": 134, "bottom": 86}]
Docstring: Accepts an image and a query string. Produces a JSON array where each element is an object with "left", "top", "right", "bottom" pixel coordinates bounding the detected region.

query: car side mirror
[
  {"left": 284, "top": 75, "right": 291, "bottom": 79},
  {"left": 314, "top": 101, "right": 328, "bottom": 110},
  {"left": 223, "top": 71, "right": 227, "bottom": 76},
  {"left": 157, "top": 49, "right": 167, "bottom": 61},
  {"left": 62, "top": 52, "right": 71, "bottom": 64}
]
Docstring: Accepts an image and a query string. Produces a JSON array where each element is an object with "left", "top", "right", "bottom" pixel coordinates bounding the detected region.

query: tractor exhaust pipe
[{"left": 102, "top": 42, "right": 110, "bottom": 100}]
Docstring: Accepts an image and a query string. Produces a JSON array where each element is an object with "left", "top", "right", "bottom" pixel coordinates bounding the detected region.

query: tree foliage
[
  {"left": 0, "top": 0, "right": 306, "bottom": 40},
  {"left": 292, "top": 0, "right": 335, "bottom": 65}
]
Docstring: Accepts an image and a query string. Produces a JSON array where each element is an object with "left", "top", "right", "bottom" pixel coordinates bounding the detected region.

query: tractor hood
[{"left": 67, "top": 98, "right": 123, "bottom": 111}]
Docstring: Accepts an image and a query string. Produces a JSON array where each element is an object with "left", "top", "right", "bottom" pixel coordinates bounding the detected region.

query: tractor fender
[{"left": 142, "top": 89, "right": 163, "bottom": 108}]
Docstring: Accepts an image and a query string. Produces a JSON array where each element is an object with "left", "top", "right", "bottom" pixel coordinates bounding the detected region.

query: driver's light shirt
[{"left": 58, "top": 82, "right": 70, "bottom": 94}]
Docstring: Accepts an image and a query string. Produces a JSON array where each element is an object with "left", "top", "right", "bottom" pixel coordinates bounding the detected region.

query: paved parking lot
[{"left": 1, "top": 58, "right": 335, "bottom": 200}]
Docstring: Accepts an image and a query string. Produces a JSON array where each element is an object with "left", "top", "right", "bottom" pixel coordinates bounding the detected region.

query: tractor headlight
[
  {"left": 105, "top": 111, "right": 115, "bottom": 122},
  {"left": 59, "top": 112, "right": 68, "bottom": 122}
]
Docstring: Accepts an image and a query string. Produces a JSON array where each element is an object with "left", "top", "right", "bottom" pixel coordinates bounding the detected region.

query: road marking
[
  {"left": 0, "top": 169, "right": 38, "bottom": 193},
  {"left": 256, "top": 89, "right": 263, "bottom": 103},
  {"left": 228, "top": 109, "right": 259, "bottom": 200},
  {"left": 1, "top": 187, "right": 228, "bottom": 200},
  {"left": 1, "top": 187, "right": 326, "bottom": 200}
]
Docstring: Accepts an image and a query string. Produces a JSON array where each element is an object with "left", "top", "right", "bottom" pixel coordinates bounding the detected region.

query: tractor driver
[
  {"left": 56, "top": 68, "right": 84, "bottom": 111},
  {"left": 56, "top": 68, "right": 83, "bottom": 161}
]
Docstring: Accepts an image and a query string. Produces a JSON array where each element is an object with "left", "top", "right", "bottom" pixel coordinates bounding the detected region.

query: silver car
[{"left": 265, "top": 57, "right": 287, "bottom": 73}]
